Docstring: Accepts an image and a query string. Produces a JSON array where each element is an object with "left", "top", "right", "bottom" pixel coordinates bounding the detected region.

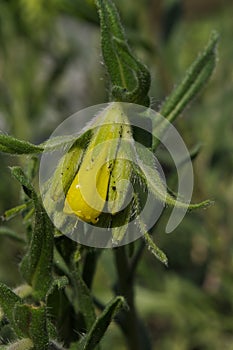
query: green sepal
[
  {"left": 39, "top": 134, "right": 86, "bottom": 152},
  {"left": 136, "top": 217, "right": 168, "bottom": 266},
  {"left": 107, "top": 113, "right": 133, "bottom": 215},
  {"left": 41, "top": 130, "right": 92, "bottom": 232},
  {"left": 42, "top": 142, "right": 84, "bottom": 207},
  {"left": 111, "top": 203, "right": 133, "bottom": 246},
  {"left": 135, "top": 152, "right": 214, "bottom": 211}
]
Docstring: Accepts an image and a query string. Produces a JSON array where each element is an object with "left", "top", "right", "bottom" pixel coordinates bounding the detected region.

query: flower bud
[{"left": 64, "top": 103, "right": 132, "bottom": 224}]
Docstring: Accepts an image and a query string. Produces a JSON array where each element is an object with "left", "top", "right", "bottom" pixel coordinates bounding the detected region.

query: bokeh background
[{"left": 0, "top": 0, "right": 232, "bottom": 349}]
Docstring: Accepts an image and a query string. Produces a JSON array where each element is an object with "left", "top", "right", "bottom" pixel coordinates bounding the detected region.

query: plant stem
[
  {"left": 127, "top": 241, "right": 145, "bottom": 284},
  {"left": 82, "top": 250, "right": 99, "bottom": 289},
  {"left": 114, "top": 246, "right": 151, "bottom": 350}
]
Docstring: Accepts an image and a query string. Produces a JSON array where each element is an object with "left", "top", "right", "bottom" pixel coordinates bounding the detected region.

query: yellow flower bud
[
  {"left": 63, "top": 142, "right": 112, "bottom": 224},
  {"left": 63, "top": 103, "right": 131, "bottom": 224}
]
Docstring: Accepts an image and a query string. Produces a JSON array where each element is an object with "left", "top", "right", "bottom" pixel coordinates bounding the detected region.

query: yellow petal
[{"left": 64, "top": 142, "right": 112, "bottom": 224}]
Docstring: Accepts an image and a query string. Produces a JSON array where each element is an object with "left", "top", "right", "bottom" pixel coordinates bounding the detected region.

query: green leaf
[
  {"left": 26, "top": 305, "right": 49, "bottom": 350},
  {"left": 10, "top": 167, "right": 37, "bottom": 200},
  {"left": 160, "top": 31, "right": 219, "bottom": 121},
  {"left": 80, "top": 296, "right": 125, "bottom": 350},
  {"left": 13, "top": 303, "right": 49, "bottom": 350},
  {"left": 13, "top": 303, "right": 31, "bottom": 337},
  {"left": 0, "top": 128, "right": 92, "bottom": 156},
  {"left": 11, "top": 167, "right": 54, "bottom": 300},
  {"left": 2, "top": 202, "right": 33, "bottom": 221},
  {"left": 96, "top": 0, "right": 151, "bottom": 105},
  {"left": 0, "top": 226, "right": 25, "bottom": 243},
  {"left": 153, "top": 31, "right": 219, "bottom": 150},
  {"left": 0, "top": 134, "right": 43, "bottom": 155},
  {"left": 20, "top": 202, "right": 54, "bottom": 300},
  {"left": 0, "top": 283, "right": 23, "bottom": 337}
]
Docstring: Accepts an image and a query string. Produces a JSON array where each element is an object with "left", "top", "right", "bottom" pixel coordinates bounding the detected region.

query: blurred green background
[{"left": 0, "top": 0, "right": 232, "bottom": 349}]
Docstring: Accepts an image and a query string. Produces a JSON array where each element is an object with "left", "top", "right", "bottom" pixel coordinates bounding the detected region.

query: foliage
[{"left": 0, "top": 0, "right": 230, "bottom": 349}]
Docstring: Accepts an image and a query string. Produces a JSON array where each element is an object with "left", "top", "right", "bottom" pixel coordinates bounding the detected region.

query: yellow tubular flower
[{"left": 63, "top": 103, "right": 130, "bottom": 224}]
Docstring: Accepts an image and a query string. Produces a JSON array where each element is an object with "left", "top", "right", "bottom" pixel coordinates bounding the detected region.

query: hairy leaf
[
  {"left": 153, "top": 31, "right": 219, "bottom": 150},
  {"left": 0, "top": 134, "right": 43, "bottom": 154},
  {"left": 0, "top": 283, "right": 23, "bottom": 337},
  {"left": 80, "top": 296, "right": 125, "bottom": 350},
  {"left": 11, "top": 167, "right": 54, "bottom": 300},
  {"left": 96, "top": 0, "right": 150, "bottom": 105}
]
